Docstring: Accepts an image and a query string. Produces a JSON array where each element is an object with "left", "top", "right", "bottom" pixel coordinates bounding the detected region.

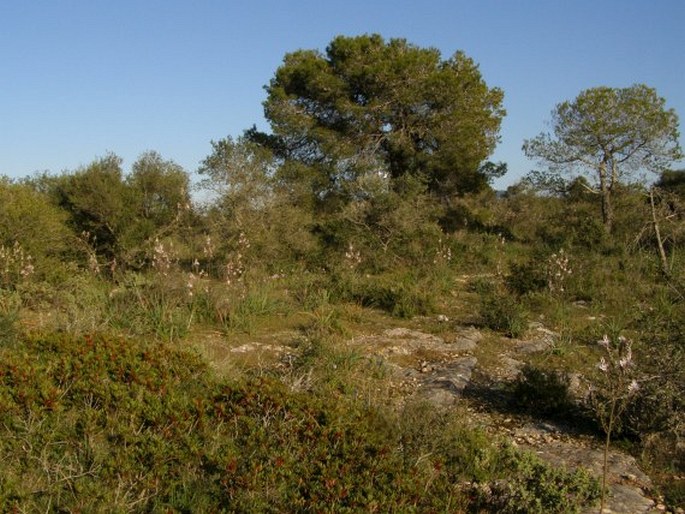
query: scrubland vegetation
[{"left": 1, "top": 35, "right": 683, "bottom": 511}]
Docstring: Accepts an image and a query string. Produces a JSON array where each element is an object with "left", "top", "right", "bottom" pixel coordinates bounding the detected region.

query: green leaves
[
  {"left": 48, "top": 152, "right": 191, "bottom": 269},
  {"left": 525, "top": 85, "right": 682, "bottom": 175},
  {"left": 524, "top": 84, "right": 682, "bottom": 233},
  {"left": 0, "top": 333, "right": 599, "bottom": 512},
  {"left": 258, "top": 34, "right": 505, "bottom": 204}
]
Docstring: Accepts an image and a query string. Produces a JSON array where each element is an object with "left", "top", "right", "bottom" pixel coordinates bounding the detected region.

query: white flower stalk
[
  {"left": 546, "top": 248, "right": 572, "bottom": 293},
  {"left": 0, "top": 242, "right": 35, "bottom": 287},
  {"left": 598, "top": 357, "right": 609, "bottom": 373},
  {"left": 345, "top": 243, "right": 362, "bottom": 269},
  {"left": 591, "top": 333, "right": 641, "bottom": 514},
  {"left": 628, "top": 380, "right": 640, "bottom": 394}
]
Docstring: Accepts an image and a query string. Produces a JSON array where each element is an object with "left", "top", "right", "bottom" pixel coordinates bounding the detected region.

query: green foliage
[
  {"left": 221, "top": 284, "right": 284, "bottom": 334},
  {"left": 127, "top": 151, "right": 189, "bottom": 226},
  {"left": 51, "top": 154, "right": 131, "bottom": 262},
  {"left": 477, "top": 280, "right": 528, "bottom": 338},
  {"left": 0, "top": 178, "right": 73, "bottom": 279},
  {"left": 468, "top": 447, "right": 600, "bottom": 513},
  {"left": 123, "top": 151, "right": 191, "bottom": 263},
  {"left": 328, "top": 175, "right": 447, "bottom": 271},
  {"left": 656, "top": 168, "right": 685, "bottom": 199},
  {"left": 0, "top": 333, "right": 599, "bottom": 512},
  {"left": 506, "top": 248, "right": 573, "bottom": 299},
  {"left": 0, "top": 289, "right": 20, "bottom": 341},
  {"left": 199, "top": 135, "right": 275, "bottom": 211},
  {"left": 299, "top": 292, "right": 346, "bottom": 338},
  {"left": 198, "top": 137, "right": 319, "bottom": 273},
  {"left": 0, "top": 333, "right": 210, "bottom": 511},
  {"left": 46, "top": 152, "right": 191, "bottom": 270},
  {"left": 512, "top": 364, "right": 574, "bottom": 418},
  {"left": 623, "top": 296, "right": 685, "bottom": 500},
  {"left": 31, "top": 271, "right": 109, "bottom": 333},
  {"left": 106, "top": 272, "right": 194, "bottom": 341},
  {"left": 338, "top": 270, "right": 437, "bottom": 318},
  {"left": 256, "top": 34, "right": 505, "bottom": 204},
  {"left": 3, "top": 40, "right": 685, "bottom": 513},
  {"left": 524, "top": 84, "right": 682, "bottom": 233},
  {"left": 399, "top": 402, "right": 599, "bottom": 513},
  {"left": 506, "top": 258, "right": 549, "bottom": 297}
]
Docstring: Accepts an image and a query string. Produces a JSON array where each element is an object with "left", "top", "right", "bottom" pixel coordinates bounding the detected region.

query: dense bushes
[{"left": 0, "top": 179, "right": 74, "bottom": 281}]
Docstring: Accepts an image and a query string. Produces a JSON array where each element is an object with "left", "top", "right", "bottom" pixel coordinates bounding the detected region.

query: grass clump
[
  {"left": 0, "top": 289, "right": 20, "bottom": 341},
  {"left": 475, "top": 279, "right": 528, "bottom": 338},
  {"left": 340, "top": 270, "right": 438, "bottom": 318}
]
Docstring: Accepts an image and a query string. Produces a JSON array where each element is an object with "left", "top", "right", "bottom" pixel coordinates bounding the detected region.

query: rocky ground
[
  {"left": 216, "top": 319, "right": 680, "bottom": 513},
  {"left": 344, "top": 324, "right": 669, "bottom": 514}
]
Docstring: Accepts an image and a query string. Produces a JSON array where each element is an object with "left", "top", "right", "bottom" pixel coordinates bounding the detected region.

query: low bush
[
  {"left": 506, "top": 259, "right": 549, "bottom": 296},
  {"left": 468, "top": 447, "right": 600, "bottom": 513},
  {"left": 339, "top": 271, "right": 437, "bottom": 318},
  {"left": 512, "top": 364, "right": 575, "bottom": 418},
  {"left": 477, "top": 281, "right": 528, "bottom": 338},
  {"left": 106, "top": 272, "right": 193, "bottom": 341},
  {"left": 0, "top": 333, "right": 600, "bottom": 512}
]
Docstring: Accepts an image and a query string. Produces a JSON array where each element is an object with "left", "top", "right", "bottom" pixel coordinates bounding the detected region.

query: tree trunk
[
  {"left": 601, "top": 190, "right": 614, "bottom": 234},
  {"left": 649, "top": 187, "right": 670, "bottom": 276},
  {"left": 598, "top": 161, "right": 613, "bottom": 234}
]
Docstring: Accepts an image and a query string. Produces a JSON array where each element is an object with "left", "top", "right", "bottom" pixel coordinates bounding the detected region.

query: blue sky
[{"left": 1, "top": 0, "right": 683, "bottom": 189}]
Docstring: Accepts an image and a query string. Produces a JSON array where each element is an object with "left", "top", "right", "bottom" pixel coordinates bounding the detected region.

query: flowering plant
[
  {"left": 0, "top": 242, "right": 35, "bottom": 288},
  {"left": 590, "top": 334, "right": 640, "bottom": 513},
  {"left": 546, "top": 248, "right": 572, "bottom": 294}
]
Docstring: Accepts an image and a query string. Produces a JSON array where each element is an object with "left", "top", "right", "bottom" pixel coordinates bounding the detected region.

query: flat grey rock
[
  {"left": 449, "top": 326, "right": 483, "bottom": 352},
  {"left": 514, "top": 325, "right": 558, "bottom": 354},
  {"left": 416, "top": 357, "right": 478, "bottom": 406},
  {"left": 499, "top": 356, "right": 525, "bottom": 379},
  {"left": 382, "top": 327, "right": 444, "bottom": 344}
]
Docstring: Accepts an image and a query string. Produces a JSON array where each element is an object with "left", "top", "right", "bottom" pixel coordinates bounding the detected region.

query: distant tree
[
  {"left": 198, "top": 136, "right": 276, "bottom": 224},
  {"left": 54, "top": 153, "right": 131, "bottom": 262},
  {"left": 523, "top": 84, "right": 682, "bottom": 233},
  {"left": 198, "top": 137, "right": 317, "bottom": 269},
  {"left": 53, "top": 153, "right": 191, "bottom": 269},
  {"left": 0, "top": 178, "right": 72, "bottom": 273},
  {"left": 127, "top": 151, "right": 189, "bottom": 227},
  {"left": 252, "top": 34, "right": 506, "bottom": 207}
]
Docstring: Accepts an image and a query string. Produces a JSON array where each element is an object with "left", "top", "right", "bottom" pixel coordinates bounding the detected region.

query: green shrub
[
  {"left": 469, "top": 447, "right": 600, "bottom": 513},
  {"left": 106, "top": 272, "right": 193, "bottom": 341},
  {"left": 225, "top": 287, "right": 282, "bottom": 333},
  {"left": 0, "top": 289, "right": 20, "bottom": 341},
  {"left": 339, "top": 271, "right": 436, "bottom": 318},
  {"left": 301, "top": 304, "right": 346, "bottom": 338},
  {"left": 478, "top": 283, "right": 528, "bottom": 338},
  {"left": 507, "top": 259, "right": 549, "bottom": 296},
  {"left": 29, "top": 272, "right": 109, "bottom": 333},
  {"left": 0, "top": 178, "right": 74, "bottom": 277},
  {"left": 512, "top": 364, "right": 575, "bottom": 418},
  {"left": 0, "top": 332, "right": 600, "bottom": 513}
]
